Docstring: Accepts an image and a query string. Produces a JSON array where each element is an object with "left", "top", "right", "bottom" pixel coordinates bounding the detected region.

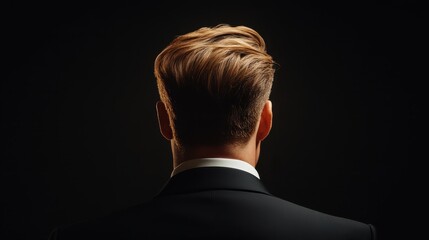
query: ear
[
  {"left": 256, "top": 100, "right": 273, "bottom": 141},
  {"left": 156, "top": 100, "right": 173, "bottom": 140}
]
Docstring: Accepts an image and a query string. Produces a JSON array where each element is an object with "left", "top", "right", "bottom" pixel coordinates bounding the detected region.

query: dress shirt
[{"left": 171, "top": 158, "right": 260, "bottom": 179}]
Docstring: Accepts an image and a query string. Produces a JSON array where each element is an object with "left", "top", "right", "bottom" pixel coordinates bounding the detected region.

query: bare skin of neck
[
  {"left": 170, "top": 134, "right": 262, "bottom": 169},
  {"left": 156, "top": 100, "right": 272, "bottom": 170}
]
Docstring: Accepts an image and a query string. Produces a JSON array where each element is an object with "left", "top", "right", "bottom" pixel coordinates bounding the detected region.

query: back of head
[{"left": 154, "top": 24, "right": 275, "bottom": 148}]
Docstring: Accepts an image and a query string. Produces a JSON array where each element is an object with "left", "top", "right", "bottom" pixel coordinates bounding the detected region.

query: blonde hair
[{"left": 154, "top": 24, "right": 275, "bottom": 147}]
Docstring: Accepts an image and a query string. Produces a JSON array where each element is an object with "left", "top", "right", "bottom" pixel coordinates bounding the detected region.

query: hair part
[{"left": 154, "top": 24, "right": 276, "bottom": 148}]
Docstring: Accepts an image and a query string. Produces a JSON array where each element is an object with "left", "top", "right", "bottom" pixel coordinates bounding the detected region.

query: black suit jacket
[{"left": 49, "top": 167, "right": 376, "bottom": 239}]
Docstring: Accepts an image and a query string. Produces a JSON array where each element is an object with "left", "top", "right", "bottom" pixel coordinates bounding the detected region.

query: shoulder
[{"left": 257, "top": 194, "right": 377, "bottom": 239}]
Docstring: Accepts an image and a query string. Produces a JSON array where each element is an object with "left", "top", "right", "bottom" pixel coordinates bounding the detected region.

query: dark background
[{"left": 1, "top": 1, "right": 423, "bottom": 240}]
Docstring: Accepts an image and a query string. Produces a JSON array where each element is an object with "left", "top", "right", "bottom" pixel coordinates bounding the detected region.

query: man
[{"left": 49, "top": 24, "right": 376, "bottom": 239}]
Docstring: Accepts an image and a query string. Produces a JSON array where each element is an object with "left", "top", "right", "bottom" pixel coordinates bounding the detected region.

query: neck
[{"left": 171, "top": 138, "right": 261, "bottom": 169}]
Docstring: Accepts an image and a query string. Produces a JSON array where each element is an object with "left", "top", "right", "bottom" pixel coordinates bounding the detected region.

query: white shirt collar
[{"left": 171, "top": 158, "right": 260, "bottom": 179}]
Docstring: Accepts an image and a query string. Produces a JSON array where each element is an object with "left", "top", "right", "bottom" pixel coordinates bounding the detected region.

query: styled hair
[{"left": 154, "top": 24, "right": 275, "bottom": 147}]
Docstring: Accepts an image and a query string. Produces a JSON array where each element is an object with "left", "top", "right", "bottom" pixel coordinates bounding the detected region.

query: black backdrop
[{"left": 1, "top": 1, "right": 422, "bottom": 240}]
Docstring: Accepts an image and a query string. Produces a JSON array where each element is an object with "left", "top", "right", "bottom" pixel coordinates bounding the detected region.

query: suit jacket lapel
[{"left": 157, "top": 167, "right": 272, "bottom": 197}]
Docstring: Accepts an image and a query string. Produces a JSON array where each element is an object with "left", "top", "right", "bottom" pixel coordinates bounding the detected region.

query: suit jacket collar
[{"left": 157, "top": 167, "right": 272, "bottom": 197}]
